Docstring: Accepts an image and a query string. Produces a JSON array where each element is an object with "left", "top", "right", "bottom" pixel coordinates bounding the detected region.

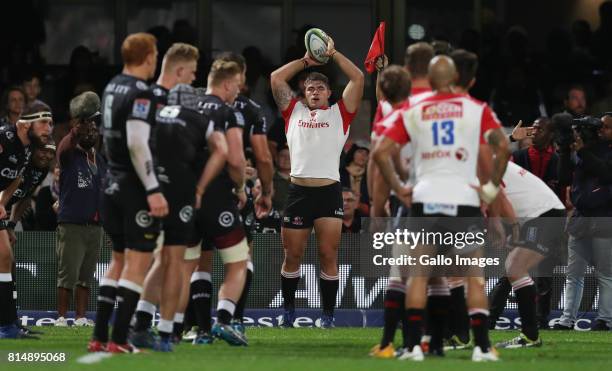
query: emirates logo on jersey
[
  {"left": 455, "top": 147, "right": 469, "bottom": 162},
  {"left": 298, "top": 119, "right": 330, "bottom": 128},
  {"left": 422, "top": 101, "right": 463, "bottom": 120}
]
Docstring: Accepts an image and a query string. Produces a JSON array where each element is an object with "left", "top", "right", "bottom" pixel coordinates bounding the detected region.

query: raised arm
[
  {"left": 335, "top": 52, "right": 365, "bottom": 113},
  {"left": 270, "top": 60, "right": 301, "bottom": 112}
]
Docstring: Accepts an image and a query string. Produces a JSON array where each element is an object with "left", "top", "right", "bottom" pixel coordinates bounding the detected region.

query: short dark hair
[
  {"left": 21, "top": 101, "right": 52, "bottom": 117},
  {"left": 217, "top": 52, "right": 246, "bottom": 72},
  {"left": 378, "top": 65, "right": 411, "bottom": 104},
  {"left": 404, "top": 42, "right": 434, "bottom": 78},
  {"left": 566, "top": 84, "right": 586, "bottom": 99},
  {"left": 450, "top": 49, "right": 479, "bottom": 89},
  {"left": 342, "top": 187, "right": 355, "bottom": 195},
  {"left": 304, "top": 72, "right": 330, "bottom": 89}
]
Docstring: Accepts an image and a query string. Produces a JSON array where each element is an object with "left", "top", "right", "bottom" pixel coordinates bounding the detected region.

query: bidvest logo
[{"left": 422, "top": 101, "right": 463, "bottom": 120}]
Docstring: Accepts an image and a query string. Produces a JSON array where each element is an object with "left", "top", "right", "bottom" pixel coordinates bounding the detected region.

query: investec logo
[
  {"left": 269, "top": 264, "right": 388, "bottom": 308},
  {"left": 422, "top": 101, "right": 463, "bottom": 120}
]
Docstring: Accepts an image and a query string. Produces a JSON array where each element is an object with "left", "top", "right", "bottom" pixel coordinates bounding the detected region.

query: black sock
[
  {"left": 111, "top": 283, "right": 141, "bottom": 344},
  {"left": 0, "top": 277, "right": 15, "bottom": 326},
  {"left": 470, "top": 311, "right": 491, "bottom": 352},
  {"left": 319, "top": 273, "right": 339, "bottom": 316},
  {"left": 234, "top": 267, "right": 253, "bottom": 321},
  {"left": 449, "top": 286, "right": 470, "bottom": 343},
  {"left": 217, "top": 299, "right": 236, "bottom": 325},
  {"left": 184, "top": 298, "right": 195, "bottom": 330},
  {"left": 133, "top": 300, "right": 155, "bottom": 332},
  {"left": 380, "top": 289, "right": 404, "bottom": 348},
  {"left": 281, "top": 269, "right": 300, "bottom": 311},
  {"left": 191, "top": 274, "right": 212, "bottom": 332},
  {"left": 173, "top": 321, "right": 184, "bottom": 338},
  {"left": 488, "top": 277, "right": 511, "bottom": 328},
  {"left": 513, "top": 278, "right": 538, "bottom": 340},
  {"left": 427, "top": 295, "right": 450, "bottom": 352},
  {"left": 405, "top": 308, "right": 425, "bottom": 351},
  {"left": 93, "top": 282, "right": 117, "bottom": 342}
]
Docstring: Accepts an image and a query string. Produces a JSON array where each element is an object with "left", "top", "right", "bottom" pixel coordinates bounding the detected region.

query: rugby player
[
  {"left": 270, "top": 34, "right": 364, "bottom": 328},
  {"left": 488, "top": 161, "right": 565, "bottom": 348},
  {"left": 90, "top": 32, "right": 167, "bottom": 353},
  {"left": 128, "top": 43, "right": 200, "bottom": 348},
  {"left": 369, "top": 42, "right": 435, "bottom": 218},
  {"left": 368, "top": 65, "right": 413, "bottom": 358},
  {"left": 218, "top": 52, "right": 274, "bottom": 334},
  {"left": 189, "top": 59, "right": 249, "bottom": 346},
  {"left": 373, "top": 56, "right": 510, "bottom": 361},
  {"left": 0, "top": 102, "right": 52, "bottom": 339}
]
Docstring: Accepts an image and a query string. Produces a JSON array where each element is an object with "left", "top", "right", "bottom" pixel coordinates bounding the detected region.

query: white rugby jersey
[
  {"left": 282, "top": 98, "right": 355, "bottom": 181},
  {"left": 502, "top": 162, "right": 564, "bottom": 219},
  {"left": 384, "top": 92, "right": 501, "bottom": 207}
]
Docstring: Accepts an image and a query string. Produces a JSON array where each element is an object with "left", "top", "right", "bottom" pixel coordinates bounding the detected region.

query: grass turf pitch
[{"left": 0, "top": 327, "right": 610, "bottom": 370}]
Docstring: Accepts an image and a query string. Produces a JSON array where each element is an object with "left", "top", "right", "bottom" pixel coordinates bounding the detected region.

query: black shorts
[
  {"left": 163, "top": 178, "right": 195, "bottom": 246},
  {"left": 517, "top": 208, "right": 566, "bottom": 257},
  {"left": 191, "top": 179, "right": 245, "bottom": 251},
  {"left": 282, "top": 182, "right": 343, "bottom": 229},
  {"left": 408, "top": 203, "right": 484, "bottom": 248},
  {"left": 102, "top": 172, "right": 162, "bottom": 253}
]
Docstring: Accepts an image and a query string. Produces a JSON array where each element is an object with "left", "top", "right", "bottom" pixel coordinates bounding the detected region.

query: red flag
[{"left": 364, "top": 22, "right": 386, "bottom": 74}]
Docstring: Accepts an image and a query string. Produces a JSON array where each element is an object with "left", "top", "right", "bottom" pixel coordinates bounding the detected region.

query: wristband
[
  {"left": 6, "top": 221, "right": 16, "bottom": 229},
  {"left": 480, "top": 181, "right": 500, "bottom": 204},
  {"left": 146, "top": 187, "right": 161, "bottom": 196},
  {"left": 509, "top": 134, "right": 517, "bottom": 143}
]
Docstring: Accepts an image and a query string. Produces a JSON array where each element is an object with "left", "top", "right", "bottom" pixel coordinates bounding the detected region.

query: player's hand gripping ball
[{"left": 305, "top": 28, "right": 332, "bottom": 64}]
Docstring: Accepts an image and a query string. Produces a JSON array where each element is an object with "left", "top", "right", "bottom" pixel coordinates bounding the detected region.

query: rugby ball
[{"left": 305, "top": 28, "right": 330, "bottom": 64}]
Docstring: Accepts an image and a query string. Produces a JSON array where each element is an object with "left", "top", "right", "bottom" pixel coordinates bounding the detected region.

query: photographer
[
  {"left": 556, "top": 112, "right": 612, "bottom": 331},
  {"left": 55, "top": 92, "right": 106, "bottom": 327}
]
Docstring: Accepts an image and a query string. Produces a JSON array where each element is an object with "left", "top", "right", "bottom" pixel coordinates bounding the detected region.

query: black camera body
[{"left": 553, "top": 112, "right": 602, "bottom": 148}]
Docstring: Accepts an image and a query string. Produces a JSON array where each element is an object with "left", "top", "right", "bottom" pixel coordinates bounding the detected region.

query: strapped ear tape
[{"left": 18, "top": 111, "right": 53, "bottom": 123}]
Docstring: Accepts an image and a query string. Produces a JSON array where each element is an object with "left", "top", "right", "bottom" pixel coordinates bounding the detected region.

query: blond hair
[
  {"left": 163, "top": 43, "right": 199, "bottom": 71},
  {"left": 208, "top": 59, "right": 242, "bottom": 86}
]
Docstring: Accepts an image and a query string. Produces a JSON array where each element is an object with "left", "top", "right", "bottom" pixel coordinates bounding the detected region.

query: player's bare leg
[
  {"left": 176, "top": 255, "right": 199, "bottom": 341},
  {"left": 280, "top": 227, "right": 310, "bottom": 328},
  {"left": 109, "top": 249, "right": 154, "bottom": 347},
  {"left": 130, "top": 251, "right": 162, "bottom": 346},
  {"left": 496, "top": 247, "right": 545, "bottom": 348},
  {"left": 156, "top": 245, "right": 186, "bottom": 348}
]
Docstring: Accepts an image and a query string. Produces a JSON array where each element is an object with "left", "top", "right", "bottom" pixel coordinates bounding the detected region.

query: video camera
[{"left": 552, "top": 112, "right": 602, "bottom": 148}]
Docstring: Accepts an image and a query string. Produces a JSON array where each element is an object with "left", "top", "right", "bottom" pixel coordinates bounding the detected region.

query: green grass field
[{"left": 0, "top": 327, "right": 611, "bottom": 370}]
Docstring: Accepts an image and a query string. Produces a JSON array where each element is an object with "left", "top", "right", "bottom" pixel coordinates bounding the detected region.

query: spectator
[
  {"left": 511, "top": 117, "right": 559, "bottom": 191},
  {"left": 564, "top": 85, "right": 587, "bottom": 117},
  {"left": 34, "top": 165, "right": 59, "bottom": 231},
  {"left": 0, "top": 86, "right": 26, "bottom": 126},
  {"left": 272, "top": 145, "right": 290, "bottom": 211},
  {"left": 21, "top": 71, "right": 43, "bottom": 105},
  {"left": 556, "top": 113, "right": 612, "bottom": 331},
  {"left": 340, "top": 141, "right": 370, "bottom": 215},
  {"left": 55, "top": 91, "right": 106, "bottom": 327},
  {"left": 341, "top": 188, "right": 362, "bottom": 233}
]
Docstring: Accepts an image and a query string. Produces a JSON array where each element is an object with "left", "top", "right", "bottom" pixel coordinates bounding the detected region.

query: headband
[{"left": 19, "top": 111, "right": 53, "bottom": 123}]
